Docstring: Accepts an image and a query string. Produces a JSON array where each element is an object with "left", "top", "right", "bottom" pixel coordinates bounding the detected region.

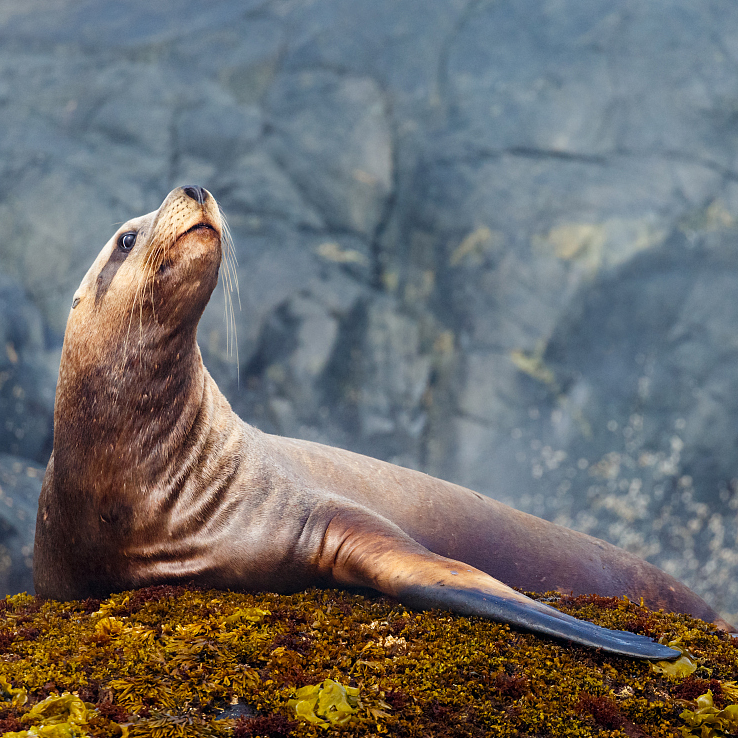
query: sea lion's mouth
[
  {"left": 183, "top": 223, "right": 218, "bottom": 237},
  {"left": 169, "top": 222, "right": 219, "bottom": 251}
]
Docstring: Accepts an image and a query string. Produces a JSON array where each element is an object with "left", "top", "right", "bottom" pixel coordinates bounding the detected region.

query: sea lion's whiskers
[
  {"left": 123, "top": 237, "right": 160, "bottom": 361},
  {"left": 136, "top": 252, "right": 154, "bottom": 347},
  {"left": 226, "top": 287, "right": 238, "bottom": 383},
  {"left": 220, "top": 209, "right": 240, "bottom": 302},
  {"left": 218, "top": 221, "right": 234, "bottom": 295},
  {"left": 121, "top": 273, "right": 148, "bottom": 362},
  {"left": 218, "top": 207, "right": 240, "bottom": 376},
  {"left": 223, "top": 261, "right": 238, "bottom": 358},
  {"left": 147, "top": 245, "right": 160, "bottom": 325}
]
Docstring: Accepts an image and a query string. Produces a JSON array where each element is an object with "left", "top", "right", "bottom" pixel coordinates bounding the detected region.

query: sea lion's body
[{"left": 34, "top": 186, "right": 727, "bottom": 659}]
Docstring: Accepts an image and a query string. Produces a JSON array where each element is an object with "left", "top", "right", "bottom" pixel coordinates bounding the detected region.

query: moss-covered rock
[{"left": 0, "top": 586, "right": 735, "bottom": 737}]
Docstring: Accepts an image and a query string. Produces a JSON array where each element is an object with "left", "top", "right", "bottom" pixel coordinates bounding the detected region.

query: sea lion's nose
[{"left": 182, "top": 185, "right": 207, "bottom": 205}]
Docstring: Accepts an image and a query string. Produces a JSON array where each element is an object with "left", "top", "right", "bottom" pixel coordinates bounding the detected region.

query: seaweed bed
[{"left": 0, "top": 586, "right": 737, "bottom": 737}]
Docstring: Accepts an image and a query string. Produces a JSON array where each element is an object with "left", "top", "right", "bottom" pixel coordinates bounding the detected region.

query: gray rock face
[
  {"left": 493, "top": 232, "right": 738, "bottom": 619},
  {"left": 0, "top": 455, "right": 43, "bottom": 596},
  {"left": 0, "top": 274, "right": 55, "bottom": 462},
  {"left": 3, "top": 0, "right": 738, "bottom": 617},
  {"left": 266, "top": 71, "right": 393, "bottom": 237}
]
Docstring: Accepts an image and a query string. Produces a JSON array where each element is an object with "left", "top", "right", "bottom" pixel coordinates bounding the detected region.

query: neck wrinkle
[
  {"left": 128, "top": 367, "right": 252, "bottom": 556},
  {"left": 146, "top": 364, "right": 213, "bottom": 517}
]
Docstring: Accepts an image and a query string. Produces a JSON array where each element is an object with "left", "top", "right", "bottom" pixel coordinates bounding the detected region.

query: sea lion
[{"left": 34, "top": 186, "right": 726, "bottom": 660}]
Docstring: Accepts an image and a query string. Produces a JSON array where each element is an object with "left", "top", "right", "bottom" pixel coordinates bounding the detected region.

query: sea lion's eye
[{"left": 118, "top": 231, "right": 137, "bottom": 252}]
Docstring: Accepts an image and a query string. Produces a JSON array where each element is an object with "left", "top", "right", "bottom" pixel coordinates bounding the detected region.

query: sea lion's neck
[{"left": 53, "top": 327, "right": 205, "bottom": 509}]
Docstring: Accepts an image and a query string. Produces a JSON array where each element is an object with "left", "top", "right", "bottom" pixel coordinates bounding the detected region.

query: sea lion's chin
[
  {"left": 170, "top": 222, "right": 221, "bottom": 264},
  {"left": 154, "top": 228, "right": 221, "bottom": 323}
]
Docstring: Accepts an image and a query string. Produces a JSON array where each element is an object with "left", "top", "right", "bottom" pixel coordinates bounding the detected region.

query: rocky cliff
[{"left": 2, "top": 0, "right": 738, "bottom": 619}]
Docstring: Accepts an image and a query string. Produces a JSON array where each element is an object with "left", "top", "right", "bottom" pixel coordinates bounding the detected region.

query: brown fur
[{"left": 34, "top": 187, "right": 729, "bottom": 658}]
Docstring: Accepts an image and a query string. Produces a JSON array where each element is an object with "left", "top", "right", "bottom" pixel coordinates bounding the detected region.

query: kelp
[
  {"left": 680, "top": 689, "right": 738, "bottom": 737},
  {"left": 286, "top": 680, "right": 360, "bottom": 727},
  {"left": 650, "top": 636, "right": 699, "bottom": 678},
  {"left": 0, "top": 587, "right": 736, "bottom": 736},
  {"left": 3, "top": 693, "right": 94, "bottom": 738}
]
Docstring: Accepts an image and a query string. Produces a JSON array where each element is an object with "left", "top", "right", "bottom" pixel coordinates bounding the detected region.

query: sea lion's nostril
[{"left": 182, "top": 185, "right": 207, "bottom": 205}]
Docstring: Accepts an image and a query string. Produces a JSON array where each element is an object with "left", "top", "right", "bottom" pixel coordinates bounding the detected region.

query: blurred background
[{"left": 2, "top": 0, "right": 738, "bottom": 621}]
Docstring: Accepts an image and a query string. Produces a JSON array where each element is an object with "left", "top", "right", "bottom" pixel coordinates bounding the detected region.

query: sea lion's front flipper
[{"left": 317, "top": 508, "right": 679, "bottom": 660}]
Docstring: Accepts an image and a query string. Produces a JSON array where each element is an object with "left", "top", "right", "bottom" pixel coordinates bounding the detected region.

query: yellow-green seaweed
[
  {"left": 3, "top": 693, "right": 94, "bottom": 738},
  {"left": 651, "top": 636, "right": 699, "bottom": 678},
  {"left": 680, "top": 690, "right": 738, "bottom": 737},
  {"left": 287, "top": 679, "right": 360, "bottom": 727},
  {"left": 0, "top": 587, "right": 735, "bottom": 737},
  {"left": 0, "top": 677, "right": 27, "bottom": 708}
]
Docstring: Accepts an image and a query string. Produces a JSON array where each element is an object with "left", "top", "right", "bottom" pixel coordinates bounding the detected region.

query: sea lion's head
[{"left": 66, "top": 185, "right": 225, "bottom": 351}]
